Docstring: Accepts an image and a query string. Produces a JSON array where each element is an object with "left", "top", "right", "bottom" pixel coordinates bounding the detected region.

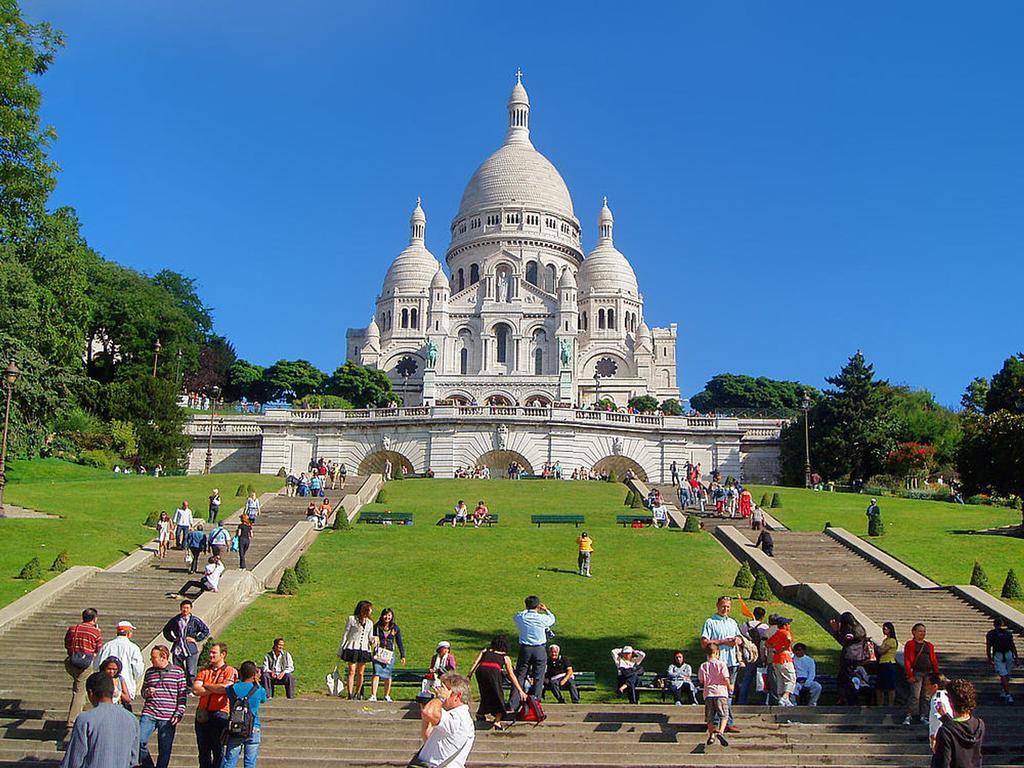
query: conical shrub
[
  {"left": 630, "top": 494, "right": 644, "bottom": 509},
  {"left": 235, "top": 483, "right": 247, "bottom": 496},
  {"left": 750, "top": 570, "right": 773, "bottom": 601},
  {"left": 770, "top": 492, "right": 782, "bottom": 508},
  {"left": 734, "top": 561, "right": 755, "bottom": 588},
  {"left": 276, "top": 467, "right": 287, "bottom": 478},
  {"left": 333, "top": 509, "right": 351, "bottom": 530},
  {"left": 759, "top": 493, "right": 770, "bottom": 507},
  {"left": 197, "top": 637, "right": 216, "bottom": 668},
  {"left": 143, "top": 510, "right": 160, "bottom": 527},
  {"left": 276, "top": 568, "right": 300, "bottom": 595},
  {"left": 375, "top": 488, "right": 388, "bottom": 504},
  {"left": 624, "top": 490, "right": 635, "bottom": 506},
  {"left": 683, "top": 514, "right": 701, "bottom": 532},
  {"left": 17, "top": 557, "right": 42, "bottom": 580},
  {"left": 1001, "top": 569, "right": 1024, "bottom": 600},
  {"left": 394, "top": 464, "right": 405, "bottom": 480},
  {"left": 294, "top": 554, "right": 312, "bottom": 584},
  {"left": 970, "top": 561, "right": 990, "bottom": 590},
  {"left": 606, "top": 470, "right": 618, "bottom": 483},
  {"left": 246, "top": 484, "right": 256, "bottom": 496},
  {"left": 50, "top": 551, "right": 71, "bottom": 573}
]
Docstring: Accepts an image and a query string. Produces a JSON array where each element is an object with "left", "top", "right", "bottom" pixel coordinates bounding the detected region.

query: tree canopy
[{"left": 690, "top": 373, "right": 820, "bottom": 413}]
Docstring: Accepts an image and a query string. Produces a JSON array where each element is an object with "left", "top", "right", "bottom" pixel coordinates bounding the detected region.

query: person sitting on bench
[
  {"left": 792, "top": 644, "right": 821, "bottom": 705},
  {"left": 666, "top": 650, "right": 698, "bottom": 705},
  {"left": 543, "top": 645, "right": 580, "bottom": 704},
  {"left": 262, "top": 638, "right": 295, "bottom": 698},
  {"left": 612, "top": 646, "right": 646, "bottom": 704}
]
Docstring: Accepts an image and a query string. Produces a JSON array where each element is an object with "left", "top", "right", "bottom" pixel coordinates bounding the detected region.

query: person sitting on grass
[
  {"left": 933, "top": 678, "right": 984, "bottom": 768},
  {"left": 698, "top": 643, "right": 732, "bottom": 747},
  {"left": 611, "top": 645, "right": 646, "bottom": 704}
]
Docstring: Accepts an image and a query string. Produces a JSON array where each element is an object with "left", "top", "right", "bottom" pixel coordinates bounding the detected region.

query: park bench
[
  {"left": 503, "top": 670, "right": 599, "bottom": 694},
  {"left": 531, "top": 514, "right": 584, "bottom": 528},
  {"left": 616, "top": 514, "right": 652, "bottom": 527},
  {"left": 438, "top": 513, "right": 500, "bottom": 526},
  {"left": 391, "top": 668, "right": 429, "bottom": 687},
  {"left": 358, "top": 511, "right": 413, "bottom": 525}
]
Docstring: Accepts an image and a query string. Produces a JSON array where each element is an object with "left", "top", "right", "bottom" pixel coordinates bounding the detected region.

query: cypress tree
[
  {"left": 970, "top": 561, "right": 990, "bottom": 590},
  {"left": 750, "top": 570, "right": 773, "bottom": 601},
  {"left": 1002, "top": 569, "right": 1023, "bottom": 600},
  {"left": 624, "top": 490, "right": 635, "bottom": 506},
  {"left": 734, "top": 561, "right": 755, "bottom": 588},
  {"left": 394, "top": 464, "right": 405, "bottom": 480},
  {"left": 630, "top": 494, "right": 644, "bottom": 509},
  {"left": 235, "top": 483, "right": 247, "bottom": 496}
]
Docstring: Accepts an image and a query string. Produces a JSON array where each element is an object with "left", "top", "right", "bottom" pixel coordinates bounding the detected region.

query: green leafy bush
[
  {"left": 294, "top": 555, "right": 312, "bottom": 584},
  {"left": 375, "top": 489, "right": 388, "bottom": 504},
  {"left": 683, "top": 515, "right": 701, "bottom": 532},
  {"left": 109, "top": 419, "right": 138, "bottom": 459},
  {"left": 627, "top": 395, "right": 659, "bottom": 413},
  {"left": 79, "top": 449, "right": 121, "bottom": 470},
  {"left": 277, "top": 568, "right": 300, "bottom": 595},
  {"left": 750, "top": 570, "right": 773, "bottom": 601},
  {"left": 660, "top": 398, "right": 683, "bottom": 416},
  {"left": 868, "top": 514, "right": 884, "bottom": 537},
  {"left": 733, "top": 561, "right": 755, "bottom": 588},
  {"left": 143, "top": 510, "right": 161, "bottom": 527},
  {"left": 759, "top": 493, "right": 770, "bottom": 507},
  {"left": 235, "top": 484, "right": 247, "bottom": 496},
  {"left": 770, "top": 492, "right": 782, "bottom": 508},
  {"left": 50, "top": 551, "right": 70, "bottom": 573},
  {"left": 333, "top": 508, "right": 352, "bottom": 530},
  {"left": 292, "top": 394, "right": 354, "bottom": 410},
  {"left": 1002, "top": 569, "right": 1023, "bottom": 600},
  {"left": 970, "top": 561, "right": 989, "bottom": 590},
  {"left": 630, "top": 494, "right": 644, "bottom": 509},
  {"left": 18, "top": 557, "right": 43, "bottom": 580}
]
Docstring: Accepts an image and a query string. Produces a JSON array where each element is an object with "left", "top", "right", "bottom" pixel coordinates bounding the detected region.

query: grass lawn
[
  {"left": 0, "top": 458, "right": 282, "bottom": 608},
  {"left": 750, "top": 485, "right": 1024, "bottom": 611},
  {"left": 220, "top": 479, "right": 837, "bottom": 701}
]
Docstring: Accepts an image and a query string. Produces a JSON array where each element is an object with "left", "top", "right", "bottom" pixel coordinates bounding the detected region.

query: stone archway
[
  {"left": 592, "top": 455, "right": 648, "bottom": 482},
  {"left": 485, "top": 393, "right": 514, "bottom": 406},
  {"left": 477, "top": 449, "right": 534, "bottom": 477},
  {"left": 358, "top": 450, "right": 414, "bottom": 477}
]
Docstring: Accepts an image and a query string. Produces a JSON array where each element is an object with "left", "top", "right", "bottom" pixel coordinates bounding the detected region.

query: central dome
[{"left": 455, "top": 75, "right": 575, "bottom": 222}]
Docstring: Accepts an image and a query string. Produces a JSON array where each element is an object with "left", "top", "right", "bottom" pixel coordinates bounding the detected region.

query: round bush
[
  {"left": 143, "top": 510, "right": 160, "bottom": 527},
  {"left": 393, "top": 464, "right": 405, "bottom": 480},
  {"left": 759, "top": 493, "right": 770, "bottom": 507},
  {"left": 750, "top": 570, "right": 774, "bottom": 601},
  {"left": 277, "top": 568, "right": 300, "bottom": 596},
  {"left": 733, "top": 561, "right": 755, "bottom": 588},
  {"left": 18, "top": 557, "right": 43, "bottom": 580}
]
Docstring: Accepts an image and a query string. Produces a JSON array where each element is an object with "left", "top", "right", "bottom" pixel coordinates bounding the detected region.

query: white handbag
[{"left": 326, "top": 666, "right": 345, "bottom": 696}]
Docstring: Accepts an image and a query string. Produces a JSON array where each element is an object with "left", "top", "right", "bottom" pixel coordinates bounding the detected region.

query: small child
[
  {"left": 698, "top": 643, "right": 733, "bottom": 746},
  {"left": 926, "top": 673, "right": 950, "bottom": 753}
]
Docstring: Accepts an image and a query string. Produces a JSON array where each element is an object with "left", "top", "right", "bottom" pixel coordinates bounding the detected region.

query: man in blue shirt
[
  {"left": 509, "top": 595, "right": 555, "bottom": 712},
  {"left": 61, "top": 672, "right": 139, "bottom": 768},
  {"left": 700, "top": 595, "right": 741, "bottom": 733},
  {"left": 222, "top": 661, "right": 268, "bottom": 768}
]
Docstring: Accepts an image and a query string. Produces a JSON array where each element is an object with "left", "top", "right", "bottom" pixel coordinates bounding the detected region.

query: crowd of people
[{"left": 285, "top": 458, "right": 348, "bottom": 495}]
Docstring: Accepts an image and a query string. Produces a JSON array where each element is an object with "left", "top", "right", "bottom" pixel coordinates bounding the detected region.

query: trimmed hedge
[
  {"left": 970, "top": 561, "right": 990, "bottom": 590},
  {"left": 50, "top": 551, "right": 71, "bottom": 573},
  {"left": 18, "top": 557, "right": 42, "bottom": 580},
  {"left": 750, "top": 570, "right": 773, "bottom": 601},
  {"left": 733, "top": 561, "right": 755, "bottom": 589},
  {"left": 295, "top": 555, "right": 312, "bottom": 584},
  {"left": 683, "top": 515, "right": 701, "bottom": 533},
  {"left": 1002, "top": 569, "right": 1023, "bottom": 600},
  {"left": 277, "top": 568, "right": 300, "bottom": 595}
]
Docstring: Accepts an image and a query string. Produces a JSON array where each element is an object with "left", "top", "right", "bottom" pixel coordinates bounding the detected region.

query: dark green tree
[
  {"left": 276, "top": 568, "right": 299, "bottom": 595},
  {"left": 690, "top": 374, "right": 820, "bottom": 413},
  {"left": 985, "top": 354, "right": 1024, "bottom": 415},
  {"left": 969, "top": 561, "right": 989, "bottom": 590},
  {"left": 261, "top": 359, "right": 327, "bottom": 401},
  {"left": 1002, "top": 569, "right": 1023, "bottom": 599},
  {"left": 326, "top": 361, "right": 396, "bottom": 408},
  {"left": 960, "top": 377, "right": 989, "bottom": 414},
  {"left": 957, "top": 411, "right": 1024, "bottom": 528},
  {"left": 224, "top": 359, "right": 266, "bottom": 401},
  {"left": 750, "top": 570, "right": 773, "bottom": 601},
  {"left": 106, "top": 376, "right": 190, "bottom": 467},
  {"left": 733, "top": 561, "right": 755, "bottom": 588},
  {"left": 683, "top": 514, "right": 701, "bottom": 532},
  {"left": 627, "top": 395, "right": 659, "bottom": 413},
  {"left": 890, "top": 387, "right": 961, "bottom": 468},
  {"left": 660, "top": 398, "right": 683, "bottom": 416}
]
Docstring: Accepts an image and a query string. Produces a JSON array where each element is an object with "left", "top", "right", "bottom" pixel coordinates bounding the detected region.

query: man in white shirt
[
  {"left": 415, "top": 673, "right": 475, "bottom": 768},
  {"left": 792, "top": 644, "right": 822, "bottom": 706},
  {"left": 262, "top": 638, "right": 296, "bottom": 698},
  {"left": 173, "top": 502, "right": 193, "bottom": 550},
  {"left": 94, "top": 621, "right": 144, "bottom": 703}
]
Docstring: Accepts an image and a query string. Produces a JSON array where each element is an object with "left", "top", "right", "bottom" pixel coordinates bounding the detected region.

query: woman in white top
[
  {"left": 612, "top": 645, "right": 647, "bottom": 704},
  {"left": 156, "top": 512, "right": 172, "bottom": 560},
  {"left": 244, "top": 492, "right": 261, "bottom": 523},
  {"left": 100, "top": 656, "right": 133, "bottom": 709},
  {"left": 337, "top": 600, "right": 374, "bottom": 699}
]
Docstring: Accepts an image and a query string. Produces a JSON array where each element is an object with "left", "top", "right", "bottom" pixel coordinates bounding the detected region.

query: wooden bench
[
  {"left": 635, "top": 672, "right": 703, "bottom": 703},
  {"left": 438, "top": 513, "right": 499, "bottom": 527},
  {"left": 359, "top": 512, "right": 413, "bottom": 525},
  {"left": 531, "top": 514, "right": 584, "bottom": 528},
  {"left": 390, "top": 668, "right": 430, "bottom": 686},
  {"left": 502, "top": 670, "right": 598, "bottom": 692},
  {"left": 616, "top": 514, "right": 652, "bottom": 527}
]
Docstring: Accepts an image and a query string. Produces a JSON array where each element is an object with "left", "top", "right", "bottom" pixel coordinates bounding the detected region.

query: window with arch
[
  {"left": 470, "top": 264, "right": 479, "bottom": 284},
  {"left": 460, "top": 348, "right": 468, "bottom": 374},
  {"left": 545, "top": 264, "right": 557, "bottom": 292},
  {"left": 525, "top": 261, "right": 538, "bottom": 285},
  {"left": 607, "top": 308, "right": 615, "bottom": 329},
  {"left": 598, "top": 308, "right": 606, "bottom": 329},
  {"left": 410, "top": 307, "right": 418, "bottom": 328},
  {"left": 401, "top": 308, "right": 409, "bottom": 328},
  {"left": 457, "top": 268, "right": 465, "bottom": 292},
  {"left": 495, "top": 324, "right": 509, "bottom": 364},
  {"left": 581, "top": 311, "right": 588, "bottom": 331},
  {"left": 534, "top": 347, "right": 543, "bottom": 375}
]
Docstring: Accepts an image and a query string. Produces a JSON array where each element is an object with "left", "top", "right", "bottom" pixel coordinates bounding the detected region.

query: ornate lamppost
[
  {"left": 0, "top": 361, "right": 22, "bottom": 514},
  {"left": 801, "top": 391, "right": 813, "bottom": 488},
  {"left": 203, "top": 385, "right": 221, "bottom": 475},
  {"left": 152, "top": 338, "right": 162, "bottom": 377}
]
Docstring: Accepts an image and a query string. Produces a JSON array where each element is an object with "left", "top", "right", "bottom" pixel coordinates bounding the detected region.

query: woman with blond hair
[{"left": 244, "top": 491, "right": 260, "bottom": 523}]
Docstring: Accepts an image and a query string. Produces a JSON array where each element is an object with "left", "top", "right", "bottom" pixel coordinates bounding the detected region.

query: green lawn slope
[
  {"left": 220, "top": 479, "right": 836, "bottom": 700},
  {"left": 0, "top": 459, "right": 281, "bottom": 607}
]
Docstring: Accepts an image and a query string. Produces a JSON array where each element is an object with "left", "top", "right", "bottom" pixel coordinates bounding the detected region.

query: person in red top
[
  {"left": 64, "top": 607, "right": 103, "bottom": 737},
  {"left": 765, "top": 615, "right": 796, "bottom": 706},
  {"left": 191, "top": 642, "right": 238, "bottom": 768},
  {"left": 903, "top": 622, "right": 940, "bottom": 725}
]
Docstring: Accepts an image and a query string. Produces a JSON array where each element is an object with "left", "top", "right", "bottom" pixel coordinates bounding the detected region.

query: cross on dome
[
  {"left": 410, "top": 197, "right": 426, "bottom": 243},
  {"left": 515, "top": 67, "right": 523, "bottom": 84}
]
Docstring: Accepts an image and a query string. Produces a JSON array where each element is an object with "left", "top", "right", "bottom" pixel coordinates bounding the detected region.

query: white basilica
[{"left": 346, "top": 74, "right": 679, "bottom": 408}]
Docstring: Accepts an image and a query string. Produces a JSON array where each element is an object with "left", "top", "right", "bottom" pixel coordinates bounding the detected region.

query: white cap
[
  {"left": 116, "top": 621, "right": 136, "bottom": 630},
  {"left": 621, "top": 645, "right": 634, "bottom": 655},
  {"left": 437, "top": 641, "right": 450, "bottom": 649}
]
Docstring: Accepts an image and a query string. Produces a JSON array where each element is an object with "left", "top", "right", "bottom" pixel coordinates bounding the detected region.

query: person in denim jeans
[
  {"left": 223, "top": 661, "right": 268, "bottom": 768},
  {"left": 139, "top": 645, "right": 187, "bottom": 768}
]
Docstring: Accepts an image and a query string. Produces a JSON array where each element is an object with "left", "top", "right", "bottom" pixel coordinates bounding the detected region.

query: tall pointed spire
[
  {"left": 598, "top": 196, "right": 614, "bottom": 244},
  {"left": 506, "top": 69, "right": 531, "bottom": 145},
  {"left": 409, "top": 196, "right": 426, "bottom": 243}
]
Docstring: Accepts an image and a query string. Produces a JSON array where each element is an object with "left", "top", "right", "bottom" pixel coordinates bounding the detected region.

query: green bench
[
  {"left": 439, "top": 513, "right": 500, "bottom": 527},
  {"left": 359, "top": 511, "right": 413, "bottom": 525},
  {"left": 531, "top": 514, "right": 584, "bottom": 528},
  {"left": 616, "top": 514, "right": 652, "bottom": 527},
  {"left": 390, "top": 668, "right": 429, "bottom": 686},
  {"left": 502, "top": 670, "right": 598, "bottom": 693}
]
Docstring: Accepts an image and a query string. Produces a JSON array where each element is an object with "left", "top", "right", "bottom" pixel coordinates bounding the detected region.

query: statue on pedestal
[
  {"left": 425, "top": 339, "right": 438, "bottom": 369},
  {"left": 559, "top": 338, "right": 572, "bottom": 367}
]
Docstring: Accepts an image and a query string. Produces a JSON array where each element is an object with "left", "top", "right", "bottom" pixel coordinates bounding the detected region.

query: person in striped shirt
[
  {"left": 64, "top": 608, "right": 103, "bottom": 738},
  {"left": 139, "top": 645, "right": 187, "bottom": 768}
]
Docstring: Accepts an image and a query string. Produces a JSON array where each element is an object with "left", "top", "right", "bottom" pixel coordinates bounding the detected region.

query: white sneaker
[
  {"left": 1007, "top": 694, "right": 1014, "bottom": 704},
  {"left": 902, "top": 716, "right": 912, "bottom": 726},
  {"left": 385, "top": 695, "right": 393, "bottom": 702},
  {"left": 368, "top": 695, "right": 377, "bottom": 702}
]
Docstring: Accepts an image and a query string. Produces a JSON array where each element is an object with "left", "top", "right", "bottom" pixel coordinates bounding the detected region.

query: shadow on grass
[
  {"left": 951, "top": 527, "right": 1023, "bottom": 538},
  {"left": 536, "top": 567, "right": 578, "bottom": 576}
]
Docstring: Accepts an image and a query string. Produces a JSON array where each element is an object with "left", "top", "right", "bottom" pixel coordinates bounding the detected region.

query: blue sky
[{"left": 27, "top": 1, "right": 1023, "bottom": 406}]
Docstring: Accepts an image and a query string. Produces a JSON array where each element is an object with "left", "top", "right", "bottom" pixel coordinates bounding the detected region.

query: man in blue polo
[
  {"left": 700, "top": 595, "right": 741, "bottom": 733},
  {"left": 509, "top": 595, "right": 555, "bottom": 712}
]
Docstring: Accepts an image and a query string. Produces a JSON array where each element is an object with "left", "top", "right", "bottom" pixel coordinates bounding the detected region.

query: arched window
[
  {"left": 460, "top": 348, "right": 468, "bottom": 375},
  {"left": 607, "top": 308, "right": 615, "bottom": 329},
  {"left": 525, "top": 261, "right": 538, "bottom": 285},
  {"left": 495, "top": 324, "right": 509, "bottom": 364},
  {"left": 401, "top": 308, "right": 409, "bottom": 328},
  {"left": 410, "top": 308, "right": 418, "bottom": 328},
  {"left": 457, "top": 268, "right": 465, "bottom": 292},
  {"left": 582, "top": 312, "right": 588, "bottom": 331},
  {"left": 534, "top": 347, "right": 543, "bottom": 375},
  {"left": 545, "top": 264, "right": 557, "bottom": 292},
  {"left": 598, "top": 309, "right": 606, "bottom": 329},
  {"left": 470, "top": 264, "right": 479, "bottom": 284}
]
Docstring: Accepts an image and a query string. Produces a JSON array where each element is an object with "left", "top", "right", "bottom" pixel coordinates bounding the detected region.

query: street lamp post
[
  {"left": 801, "top": 391, "right": 812, "bottom": 488},
  {"left": 0, "top": 361, "right": 22, "bottom": 514},
  {"left": 203, "top": 385, "right": 221, "bottom": 475},
  {"left": 152, "top": 339, "right": 162, "bottom": 377},
  {"left": 594, "top": 374, "right": 601, "bottom": 408}
]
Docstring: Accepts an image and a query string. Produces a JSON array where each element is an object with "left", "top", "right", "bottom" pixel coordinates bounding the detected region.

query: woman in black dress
[{"left": 468, "top": 634, "right": 526, "bottom": 730}]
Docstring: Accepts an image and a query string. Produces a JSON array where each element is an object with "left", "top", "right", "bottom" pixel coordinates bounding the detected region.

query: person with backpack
[
  {"left": 208, "top": 523, "right": 231, "bottom": 558},
  {"left": 185, "top": 523, "right": 208, "bottom": 574},
  {"left": 829, "top": 611, "right": 870, "bottom": 705},
  {"left": 222, "top": 661, "right": 268, "bottom": 768},
  {"left": 933, "top": 678, "right": 985, "bottom": 768},
  {"left": 63, "top": 608, "right": 103, "bottom": 740},
  {"left": 737, "top": 606, "right": 768, "bottom": 704},
  {"left": 985, "top": 617, "right": 1019, "bottom": 704}
]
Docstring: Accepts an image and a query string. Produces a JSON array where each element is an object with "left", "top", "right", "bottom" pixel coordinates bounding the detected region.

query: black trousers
[
  {"left": 509, "top": 644, "right": 547, "bottom": 711},
  {"left": 195, "top": 712, "right": 228, "bottom": 768}
]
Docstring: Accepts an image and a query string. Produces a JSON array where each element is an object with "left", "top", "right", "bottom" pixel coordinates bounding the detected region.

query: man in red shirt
[{"left": 64, "top": 608, "right": 103, "bottom": 737}]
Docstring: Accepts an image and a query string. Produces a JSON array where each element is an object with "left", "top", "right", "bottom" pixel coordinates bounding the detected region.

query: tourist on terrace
[
  {"left": 750, "top": 503, "right": 764, "bottom": 531},
  {"left": 413, "top": 673, "right": 476, "bottom": 768},
  {"left": 173, "top": 502, "right": 193, "bottom": 550},
  {"left": 903, "top": 622, "right": 940, "bottom": 725},
  {"left": 509, "top": 596, "right": 555, "bottom": 712},
  {"left": 338, "top": 600, "right": 375, "bottom": 700},
  {"left": 61, "top": 671, "right": 139, "bottom": 768},
  {"left": 666, "top": 650, "right": 697, "bottom": 705},
  {"left": 611, "top": 645, "right": 646, "bottom": 704},
  {"left": 424, "top": 642, "right": 458, "bottom": 695},
  {"left": 207, "top": 489, "right": 221, "bottom": 524},
  {"left": 829, "top": 612, "right": 870, "bottom": 706},
  {"left": 678, "top": 482, "right": 691, "bottom": 508},
  {"left": 865, "top": 498, "right": 880, "bottom": 533},
  {"left": 468, "top": 635, "right": 525, "bottom": 729},
  {"left": 236, "top": 514, "right": 253, "bottom": 570},
  {"left": 700, "top": 596, "right": 741, "bottom": 733},
  {"left": 651, "top": 501, "right": 668, "bottom": 528},
  {"left": 191, "top": 641, "right": 237, "bottom": 768},
  {"left": 875, "top": 622, "right": 899, "bottom": 706},
  {"left": 739, "top": 488, "right": 753, "bottom": 519},
  {"left": 933, "top": 679, "right": 985, "bottom": 768},
  {"left": 369, "top": 609, "right": 405, "bottom": 702},
  {"left": 296, "top": 473, "right": 309, "bottom": 496},
  {"left": 986, "top": 617, "right": 1018, "bottom": 704},
  {"left": 262, "top": 638, "right": 295, "bottom": 699},
  {"left": 63, "top": 608, "right": 103, "bottom": 739},
  {"left": 244, "top": 491, "right": 261, "bottom": 523},
  {"left": 156, "top": 512, "right": 172, "bottom": 560},
  {"left": 452, "top": 500, "right": 468, "bottom": 527},
  {"left": 162, "top": 601, "right": 210, "bottom": 686},
  {"left": 543, "top": 644, "right": 580, "bottom": 704},
  {"left": 139, "top": 645, "right": 187, "bottom": 768},
  {"left": 310, "top": 472, "right": 323, "bottom": 497},
  {"left": 754, "top": 527, "right": 774, "bottom": 557},
  {"left": 792, "top": 643, "right": 821, "bottom": 705},
  {"left": 178, "top": 555, "right": 225, "bottom": 599},
  {"left": 670, "top": 460, "right": 680, "bottom": 486}
]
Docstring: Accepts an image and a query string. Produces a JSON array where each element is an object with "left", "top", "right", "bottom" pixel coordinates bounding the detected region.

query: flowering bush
[{"left": 886, "top": 442, "right": 935, "bottom": 477}]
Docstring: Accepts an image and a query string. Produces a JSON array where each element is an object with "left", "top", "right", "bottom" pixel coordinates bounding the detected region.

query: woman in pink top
[{"left": 698, "top": 644, "right": 733, "bottom": 747}]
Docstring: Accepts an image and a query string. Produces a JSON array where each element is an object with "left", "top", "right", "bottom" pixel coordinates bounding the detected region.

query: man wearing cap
[
  {"left": 576, "top": 532, "right": 594, "bottom": 577},
  {"left": 509, "top": 596, "right": 555, "bottom": 712},
  {"left": 95, "top": 621, "right": 145, "bottom": 707},
  {"left": 700, "top": 596, "right": 741, "bottom": 733}
]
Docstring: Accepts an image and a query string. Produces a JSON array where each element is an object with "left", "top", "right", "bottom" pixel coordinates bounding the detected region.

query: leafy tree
[
  {"left": 184, "top": 335, "right": 236, "bottom": 394},
  {"left": 627, "top": 395, "right": 659, "bottom": 413},
  {"left": 150, "top": 270, "right": 212, "bottom": 338},
  {"left": 293, "top": 394, "right": 353, "bottom": 409},
  {"left": 660, "top": 398, "right": 682, "bottom": 416},
  {"left": 326, "top": 361, "right": 396, "bottom": 408},
  {"left": 960, "top": 377, "right": 989, "bottom": 414},
  {"left": 225, "top": 359, "right": 266, "bottom": 401},
  {"left": 985, "top": 354, "right": 1024, "bottom": 415},
  {"left": 690, "top": 374, "right": 820, "bottom": 413},
  {"left": 957, "top": 411, "right": 1024, "bottom": 522},
  {"left": 261, "top": 359, "right": 326, "bottom": 401},
  {"left": 683, "top": 514, "right": 701, "bottom": 532},
  {"left": 890, "top": 387, "right": 961, "bottom": 468},
  {"left": 106, "top": 376, "right": 190, "bottom": 467}
]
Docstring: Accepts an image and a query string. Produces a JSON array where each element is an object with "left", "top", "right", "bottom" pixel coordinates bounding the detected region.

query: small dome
[
  {"left": 381, "top": 200, "right": 441, "bottom": 296},
  {"left": 578, "top": 198, "right": 639, "bottom": 297},
  {"left": 558, "top": 268, "right": 577, "bottom": 289},
  {"left": 366, "top": 316, "right": 380, "bottom": 339},
  {"left": 431, "top": 268, "right": 448, "bottom": 289},
  {"left": 637, "top": 320, "right": 651, "bottom": 338}
]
